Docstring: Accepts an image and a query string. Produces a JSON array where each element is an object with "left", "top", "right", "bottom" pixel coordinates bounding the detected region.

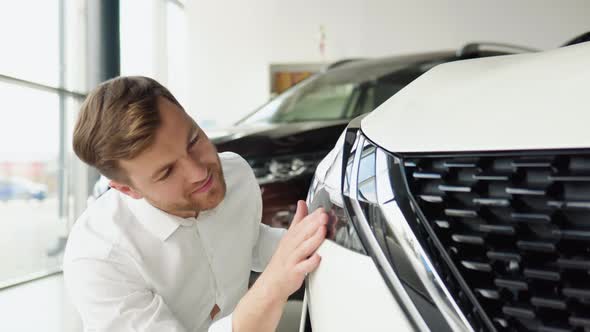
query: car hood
[
  {"left": 361, "top": 42, "right": 590, "bottom": 153},
  {"left": 207, "top": 120, "right": 345, "bottom": 142},
  {"left": 208, "top": 120, "right": 349, "bottom": 158}
]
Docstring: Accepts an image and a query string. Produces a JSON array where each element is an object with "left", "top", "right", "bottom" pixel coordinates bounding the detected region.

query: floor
[
  {"left": 0, "top": 274, "right": 302, "bottom": 332},
  {"left": 0, "top": 198, "right": 65, "bottom": 287},
  {"left": 0, "top": 274, "right": 82, "bottom": 332}
]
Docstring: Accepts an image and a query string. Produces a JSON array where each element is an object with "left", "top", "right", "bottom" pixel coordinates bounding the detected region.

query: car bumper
[{"left": 303, "top": 240, "right": 415, "bottom": 332}]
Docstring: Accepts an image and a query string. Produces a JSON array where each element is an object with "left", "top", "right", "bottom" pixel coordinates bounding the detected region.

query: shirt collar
[{"left": 121, "top": 193, "right": 196, "bottom": 241}]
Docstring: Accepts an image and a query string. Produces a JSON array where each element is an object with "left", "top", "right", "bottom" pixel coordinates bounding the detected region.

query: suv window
[
  {"left": 276, "top": 83, "right": 355, "bottom": 122},
  {"left": 239, "top": 77, "right": 357, "bottom": 124},
  {"left": 367, "top": 66, "right": 430, "bottom": 113},
  {"left": 239, "top": 60, "right": 441, "bottom": 125}
]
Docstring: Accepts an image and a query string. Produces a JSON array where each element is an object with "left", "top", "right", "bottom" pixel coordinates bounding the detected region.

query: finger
[
  {"left": 291, "top": 210, "right": 328, "bottom": 245},
  {"left": 284, "top": 207, "right": 325, "bottom": 249},
  {"left": 296, "top": 253, "right": 322, "bottom": 275},
  {"left": 289, "top": 200, "right": 308, "bottom": 228},
  {"left": 291, "top": 206, "right": 323, "bottom": 231},
  {"left": 293, "top": 224, "right": 326, "bottom": 262}
]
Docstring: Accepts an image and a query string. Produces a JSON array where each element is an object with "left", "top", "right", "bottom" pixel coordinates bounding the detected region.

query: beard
[{"left": 186, "top": 163, "right": 226, "bottom": 213}]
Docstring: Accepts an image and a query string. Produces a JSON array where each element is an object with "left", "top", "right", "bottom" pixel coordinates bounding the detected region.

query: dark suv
[{"left": 211, "top": 43, "right": 532, "bottom": 228}]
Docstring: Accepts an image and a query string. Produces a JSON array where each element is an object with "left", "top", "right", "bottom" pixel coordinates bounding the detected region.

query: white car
[{"left": 301, "top": 41, "right": 590, "bottom": 332}]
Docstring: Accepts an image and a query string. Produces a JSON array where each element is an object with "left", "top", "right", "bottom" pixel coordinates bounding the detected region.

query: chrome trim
[
  {"left": 376, "top": 148, "right": 395, "bottom": 205},
  {"left": 308, "top": 127, "right": 476, "bottom": 331},
  {"left": 346, "top": 134, "right": 430, "bottom": 332},
  {"left": 377, "top": 156, "right": 474, "bottom": 332},
  {"left": 299, "top": 288, "right": 309, "bottom": 332}
]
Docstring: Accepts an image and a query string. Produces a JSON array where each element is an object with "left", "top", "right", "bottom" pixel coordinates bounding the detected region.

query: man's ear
[{"left": 109, "top": 180, "right": 143, "bottom": 199}]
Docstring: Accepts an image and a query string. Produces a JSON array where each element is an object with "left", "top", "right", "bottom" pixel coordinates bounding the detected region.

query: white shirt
[{"left": 63, "top": 152, "right": 286, "bottom": 332}]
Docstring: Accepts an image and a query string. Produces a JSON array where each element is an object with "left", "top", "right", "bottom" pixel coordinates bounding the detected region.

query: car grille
[{"left": 401, "top": 152, "right": 590, "bottom": 332}]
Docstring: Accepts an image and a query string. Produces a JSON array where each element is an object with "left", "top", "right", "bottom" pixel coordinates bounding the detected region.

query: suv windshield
[
  {"left": 238, "top": 53, "right": 456, "bottom": 125},
  {"left": 239, "top": 76, "right": 356, "bottom": 124}
]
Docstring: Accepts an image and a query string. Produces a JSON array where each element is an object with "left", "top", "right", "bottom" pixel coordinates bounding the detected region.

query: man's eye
[
  {"left": 159, "top": 167, "right": 173, "bottom": 181},
  {"left": 189, "top": 135, "right": 199, "bottom": 148}
]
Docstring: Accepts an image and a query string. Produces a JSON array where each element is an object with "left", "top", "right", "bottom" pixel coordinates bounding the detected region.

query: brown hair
[{"left": 73, "top": 76, "right": 182, "bottom": 182}]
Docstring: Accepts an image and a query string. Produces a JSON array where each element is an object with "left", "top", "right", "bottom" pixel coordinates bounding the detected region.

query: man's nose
[{"left": 182, "top": 157, "right": 208, "bottom": 183}]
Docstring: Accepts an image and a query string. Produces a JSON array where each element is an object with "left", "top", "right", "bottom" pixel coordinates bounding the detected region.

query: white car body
[
  {"left": 302, "top": 42, "right": 590, "bottom": 332},
  {"left": 364, "top": 42, "right": 590, "bottom": 153}
]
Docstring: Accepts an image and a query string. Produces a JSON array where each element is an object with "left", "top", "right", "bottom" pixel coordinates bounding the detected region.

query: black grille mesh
[{"left": 402, "top": 153, "right": 590, "bottom": 332}]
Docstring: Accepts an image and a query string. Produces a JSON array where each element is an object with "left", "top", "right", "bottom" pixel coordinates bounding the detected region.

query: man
[{"left": 63, "top": 76, "right": 327, "bottom": 332}]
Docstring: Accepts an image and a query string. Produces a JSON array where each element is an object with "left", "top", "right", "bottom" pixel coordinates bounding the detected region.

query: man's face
[{"left": 112, "top": 97, "right": 226, "bottom": 218}]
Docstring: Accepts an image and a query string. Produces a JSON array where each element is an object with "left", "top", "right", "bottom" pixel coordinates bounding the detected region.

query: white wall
[
  {"left": 186, "top": 0, "right": 590, "bottom": 128},
  {"left": 357, "top": 1, "right": 590, "bottom": 54}
]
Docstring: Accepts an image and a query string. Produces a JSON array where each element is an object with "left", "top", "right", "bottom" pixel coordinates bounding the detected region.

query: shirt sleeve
[
  {"left": 251, "top": 223, "right": 287, "bottom": 272},
  {"left": 64, "top": 253, "right": 188, "bottom": 332}
]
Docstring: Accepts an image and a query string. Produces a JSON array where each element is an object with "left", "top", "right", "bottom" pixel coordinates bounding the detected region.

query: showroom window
[
  {"left": 120, "top": 0, "right": 188, "bottom": 107},
  {"left": 0, "top": 0, "right": 87, "bottom": 288},
  {"left": 0, "top": 0, "right": 188, "bottom": 289}
]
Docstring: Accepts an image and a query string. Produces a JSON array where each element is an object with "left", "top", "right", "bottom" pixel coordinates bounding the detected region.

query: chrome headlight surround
[{"left": 307, "top": 115, "right": 476, "bottom": 332}]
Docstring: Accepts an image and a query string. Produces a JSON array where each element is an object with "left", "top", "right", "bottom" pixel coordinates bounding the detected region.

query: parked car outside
[
  {"left": 301, "top": 41, "right": 590, "bottom": 331},
  {"left": 0, "top": 176, "right": 47, "bottom": 201}
]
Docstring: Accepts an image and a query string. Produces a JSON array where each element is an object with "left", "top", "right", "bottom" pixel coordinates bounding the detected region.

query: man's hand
[
  {"left": 232, "top": 201, "right": 328, "bottom": 332},
  {"left": 256, "top": 200, "right": 328, "bottom": 300}
]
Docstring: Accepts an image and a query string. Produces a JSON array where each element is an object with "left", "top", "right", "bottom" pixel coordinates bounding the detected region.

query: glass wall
[
  {"left": 0, "top": 0, "right": 87, "bottom": 288},
  {"left": 0, "top": 0, "right": 188, "bottom": 289}
]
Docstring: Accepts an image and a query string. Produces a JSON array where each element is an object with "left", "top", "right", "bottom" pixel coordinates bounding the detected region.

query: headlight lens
[
  {"left": 338, "top": 128, "right": 433, "bottom": 331},
  {"left": 307, "top": 126, "right": 396, "bottom": 254},
  {"left": 306, "top": 132, "right": 366, "bottom": 254},
  {"left": 308, "top": 126, "right": 406, "bottom": 260},
  {"left": 342, "top": 130, "right": 397, "bottom": 261}
]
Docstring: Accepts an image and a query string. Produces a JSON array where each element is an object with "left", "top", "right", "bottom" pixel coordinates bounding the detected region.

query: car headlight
[
  {"left": 247, "top": 152, "right": 327, "bottom": 185},
  {"left": 306, "top": 131, "right": 366, "bottom": 254},
  {"left": 307, "top": 117, "right": 474, "bottom": 332},
  {"left": 306, "top": 122, "right": 396, "bottom": 257}
]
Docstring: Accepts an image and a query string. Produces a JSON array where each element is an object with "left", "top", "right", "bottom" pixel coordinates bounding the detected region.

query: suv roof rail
[
  {"left": 561, "top": 31, "right": 590, "bottom": 47},
  {"left": 457, "top": 42, "right": 538, "bottom": 57},
  {"left": 326, "top": 58, "right": 365, "bottom": 70}
]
